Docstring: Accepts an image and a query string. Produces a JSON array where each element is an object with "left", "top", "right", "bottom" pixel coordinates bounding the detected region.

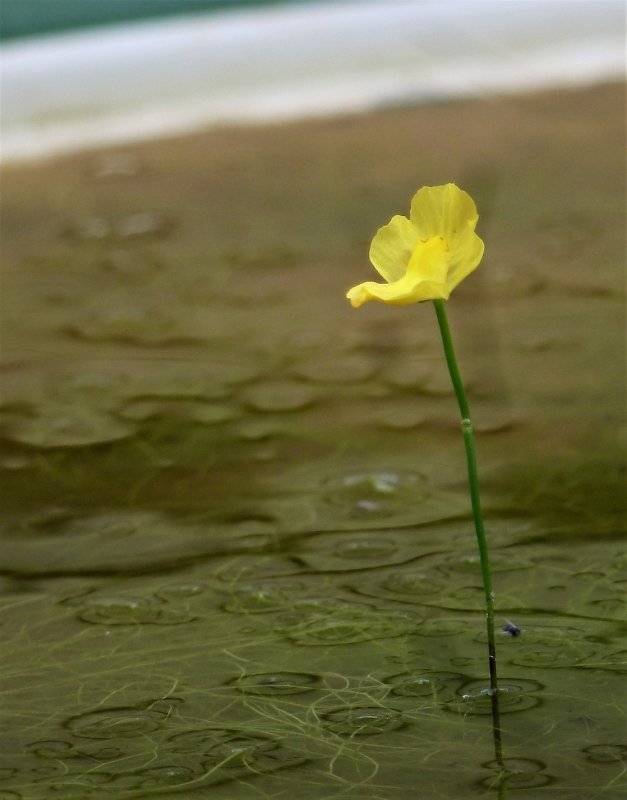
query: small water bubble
[
  {"left": 380, "top": 571, "right": 444, "bottom": 598},
  {"left": 333, "top": 537, "right": 398, "bottom": 560},
  {"left": 133, "top": 765, "right": 196, "bottom": 787},
  {"left": 376, "top": 404, "right": 427, "bottom": 430},
  {"left": 385, "top": 671, "right": 461, "bottom": 700},
  {"left": 242, "top": 381, "right": 317, "bottom": 412},
  {"left": 221, "top": 581, "right": 305, "bottom": 614},
  {"left": 320, "top": 707, "right": 404, "bottom": 736},
  {"left": 279, "top": 606, "right": 417, "bottom": 646},
  {"left": 323, "top": 470, "right": 426, "bottom": 521},
  {"left": 204, "top": 735, "right": 296, "bottom": 772},
  {"left": 479, "top": 757, "right": 552, "bottom": 790},
  {"left": 1, "top": 406, "right": 134, "bottom": 448},
  {"left": 228, "top": 672, "right": 320, "bottom": 696},
  {"left": 444, "top": 678, "right": 543, "bottom": 715},
  {"left": 156, "top": 583, "right": 205, "bottom": 600}
]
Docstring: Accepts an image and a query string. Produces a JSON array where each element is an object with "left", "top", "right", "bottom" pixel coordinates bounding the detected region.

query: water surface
[{"left": 0, "top": 82, "right": 625, "bottom": 799}]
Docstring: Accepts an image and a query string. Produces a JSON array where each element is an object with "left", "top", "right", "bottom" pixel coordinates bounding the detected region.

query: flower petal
[
  {"left": 347, "top": 236, "right": 450, "bottom": 307},
  {"left": 347, "top": 279, "right": 450, "bottom": 307},
  {"left": 409, "top": 183, "right": 478, "bottom": 245},
  {"left": 410, "top": 184, "right": 483, "bottom": 291},
  {"left": 446, "top": 229, "right": 484, "bottom": 291},
  {"left": 368, "top": 214, "right": 420, "bottom": 282}
]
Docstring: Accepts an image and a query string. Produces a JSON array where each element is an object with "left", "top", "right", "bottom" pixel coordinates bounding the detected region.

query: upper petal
[
  {"left": 368, "top": 214, "right": 420, "bottom": 283},
  {"left": 409, "top": 184, "right": 479, "bottom": 245}
]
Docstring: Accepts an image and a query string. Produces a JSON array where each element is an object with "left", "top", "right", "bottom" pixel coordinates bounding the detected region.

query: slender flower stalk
[{"left": 432, "top": 299, "right": 499, "bottom": 701}]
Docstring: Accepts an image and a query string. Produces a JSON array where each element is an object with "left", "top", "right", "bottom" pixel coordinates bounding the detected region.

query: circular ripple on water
[
  {"left": 333, "top": 536, "right": 399, "bottom": 560},
  {"left": 479, "top": 757, "right": 553, "bottom": 791},
  {"left": 298, "top": 533, "right": 401, "bottom": 572},
  {"left": 73, "top": 595, "right": 195, "bottom": 625},
  {"left": 444, "top": 677, "right": 543, "bottom": 716},
  {"left": 435, "top": 551, "right": 534, "bottom": 576},
  {"left": 241, "top": 380, "right": 318, "bottom": 412},
  {"left": 320, "top": 707, "right": 405, "bottom": 736},
  {"left": 227, "top": 672, "right": 320, "bottom": 696},
  {"left": 0, "top": 405, "right": 135, "bottom": 449},
  {"left": 507, "top": 624, "right": 598, "bottom": 669},
  {"left": 351, "top": 570, "right": 446, "bottom": 606},
  {"left": 582, "top": 744, "right": 627, "bottom": 764},
  {"left": 277, "top": 605, "right": 419, "bottom": 646},
  {"left": 155, "top": 583, "right": 206, "bottom": 600},
  {"left": 384, "top": 670, "right": 464, "bottom": 701},
  {"left": 129, "top": 765, "right": 198, "bottom": 789},
  {"left": 167, "top": 727, "right": 289, "bottom": 770},
  {"left": 65, "top": 706, "right": 167, "bottom": 739}
]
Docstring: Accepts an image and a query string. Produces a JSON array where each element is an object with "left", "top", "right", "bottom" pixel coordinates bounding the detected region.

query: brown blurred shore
[{"left": 1, "top": 81, "right": 625, "bottom": 523}]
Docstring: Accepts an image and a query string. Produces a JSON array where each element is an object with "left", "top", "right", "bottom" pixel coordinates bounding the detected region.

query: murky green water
[{"left": 1, "top": 83, "right": 625, "bottom": 799}]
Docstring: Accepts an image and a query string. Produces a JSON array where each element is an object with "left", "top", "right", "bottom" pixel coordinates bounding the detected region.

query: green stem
[{"left": 432, "top": 300, "right": 499, "bottom": 700}]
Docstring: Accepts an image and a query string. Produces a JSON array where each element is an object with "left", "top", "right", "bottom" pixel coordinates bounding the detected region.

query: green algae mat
[{"left": 0, "top": 82, "right": 625, "bottom": 799}]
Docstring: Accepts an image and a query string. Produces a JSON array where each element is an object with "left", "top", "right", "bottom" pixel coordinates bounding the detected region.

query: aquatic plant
[{"left": 346, "top": 183, "right": 498, "bottom": 699}]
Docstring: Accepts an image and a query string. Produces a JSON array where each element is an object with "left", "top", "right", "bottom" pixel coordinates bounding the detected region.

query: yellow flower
[{"left": 346, "top": 183, "right": 484, "bottom": 307}]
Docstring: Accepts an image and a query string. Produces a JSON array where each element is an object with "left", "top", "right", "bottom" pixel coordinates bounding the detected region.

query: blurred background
[{"left": 1, "top": 0, "right": 624, "bottom": 162}]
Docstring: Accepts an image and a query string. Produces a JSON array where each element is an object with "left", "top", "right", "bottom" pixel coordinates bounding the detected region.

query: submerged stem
[{"left": 432, "top": 300, "right": 501, "bottom": 729}]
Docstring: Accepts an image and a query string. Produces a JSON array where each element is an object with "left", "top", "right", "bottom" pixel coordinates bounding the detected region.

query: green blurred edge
[{"left": 0, "top": 0, "right": 308, "bottom": 42}]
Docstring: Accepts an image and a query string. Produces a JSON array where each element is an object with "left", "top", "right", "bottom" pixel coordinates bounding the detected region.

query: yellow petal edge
[{"left": 346, "top": 183, "right": 484, "bottom": 308}]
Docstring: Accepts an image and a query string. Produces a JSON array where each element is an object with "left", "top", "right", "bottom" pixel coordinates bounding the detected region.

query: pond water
[{"left": 0, "top": 82, "right": 625, "bottom": 799}]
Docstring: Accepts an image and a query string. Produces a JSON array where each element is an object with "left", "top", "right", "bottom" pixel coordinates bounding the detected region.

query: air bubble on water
[
  {"left": 228, "top": 671, "right": 320, "bottom": 696},
  {"left": 242, "top": 380, "right": 318, "bottom": 412},
  {"left": 320, "top": 706, "right": 405, "bottom": 736},
  {"left": 0, "top": 405, "right": 135, "bottom": 448}
]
